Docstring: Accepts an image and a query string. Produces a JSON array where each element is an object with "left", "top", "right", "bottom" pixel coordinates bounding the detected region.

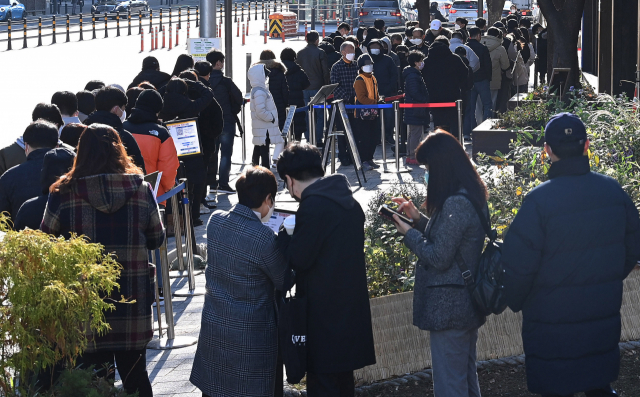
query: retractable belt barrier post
[
  {"left": 166, "top": 185, "right": 186, "bottom": 275},
  {"left": 173, "top": 179, "right": 206, "bottom": 297},
  {"left": 147, "top": 209, "right": 198, "bottom": 350},
  {"left": 242, "top": 97, "right": 248, "bottom": 163}
]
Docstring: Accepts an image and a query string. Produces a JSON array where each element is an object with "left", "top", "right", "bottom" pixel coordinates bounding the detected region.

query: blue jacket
[
  {"left": 502, "top": 156, "right": 640, "bottom": 395},
  {"left": 402, "top": 66, "right": 429, "bottom": 126}
]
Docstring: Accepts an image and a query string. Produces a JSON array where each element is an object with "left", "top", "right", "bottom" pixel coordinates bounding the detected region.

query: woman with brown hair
[
  {"left": 390, "top": 130, "right": 488, "bottom": 397},
  {"left": 41, "top": 124, "right": 165, "bottom": 397}
]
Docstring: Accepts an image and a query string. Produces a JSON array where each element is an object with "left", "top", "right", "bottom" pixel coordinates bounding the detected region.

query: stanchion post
[
  {"left": 195, "top": 5, "right": 199, "bottom": 27},
  {"left": 175, "top": 22, "right": 179, "bottom": 45},
  {"left": 381, "top": 102, "right": 387, "bottom": 164},
  {"left": 37, "top": 17, "right": 42, "bottom": 46},
  {"left": 104, "top": 12, "right": 108, "bottom": 37},
  {"left": 263, "top": 19, "right": 266, "bottom": 43},
  {"left": 456, "top": 99, "right": 463, "bottom": 143},
  {"left": 170, "top": 192, "right": 185, "bottom": 271},
  {"left": 79, "top": 13, "right": 84, "bottom": 40},
  {"left": 394, "top": 101, "right": 400, "bottom": 169},
  {"left": 169, "top": 24, "right": 172, "bottom": 49},
  {"left": 169, "top": 6, "right": 172, "bottom": 28},
  {"left": 22, "top": 17, "right": 27, "bottom": 48},
  {"left": 241, "top": 100, "right": 247, "bottom": 163},
  {"left": 138, "top": 10, "right": 142, "bottom": 34},
  {"left": 66, "top": 14, "right": 71, "bottom": 42},
  {"left": 178, "top": 7, "right": 181, "bottom": 29},
  {"left": 241, "top": 2, "right": 244, "bottom": 22},
  {"left": 234, "top": 2, "right": 237, "bottom": 22},
  {"left": 255, "top": 1, "right": 257, "bottom": 20},
  {"left": 162, "top": 24, "right": 165, "bottom": 47},
  {"left": 149, "top": 7, "right": 153, "bottom": 32},
  {"left": 310, "top": 104, "right": 316, "bottom": 146},
  {"left": 93, "top": 12, "right": 97, "bottom": 38},
  {"left": 141, "top": 27, "right": 144, "bottom": 51},
  {"left": 116, "top": 11, "right": 120, "bottom": 36},
  {"left": 159, "top": 7, "right": 163, "bottom": 30},
  {"left": 51, "top": 15, "right": 56, "bottom": 44},
  {"left": 151, "top": 249, "right": 163, "bottom": 337},
  {"left": 7, "top": 19, "right": 11, "bottom": 50},
  {"left": 242, "top": 22, "right": 245, "bottom": 44},
  {"left": 186, "top": 6, "right": 189, "bottom": 27},
  {"left": 155, "top": 25, "right": 158, "bottom": 48},
  {"left": 128, "top": 10, "right": 131, "bottom": 35}
]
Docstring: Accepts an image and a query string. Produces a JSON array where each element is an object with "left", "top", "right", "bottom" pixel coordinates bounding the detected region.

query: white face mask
[
  {"left": 362, "top": 64, "right": 374, "bottom": 73},
  {"left": 120, "top": 109, "right": 127, "bottom": 123},
  {"left": 253, "top": 200, "right": 274, "bottom": 223},
  {"left": 370, "top": 48, "right": 381, "bottom": 55},
  {"left": 363, "top": 34, "right": 367, "bottom": 40},
  {"left": 418, "top": 61, "right": 425, "bottom": 70},
  {"left": 345, "top": 53, "right": 355, "bottom": 61},
  {"left": 410, "top": 38, "right": 422, "bottom": 45},
  {"left": 454, "top": 24, "right": 461, "bottom": 30}
]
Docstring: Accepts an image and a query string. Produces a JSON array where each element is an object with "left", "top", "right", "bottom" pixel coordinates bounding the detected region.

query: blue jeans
[
  {"left": 215, "top": 127, "right": 235, "bottom": 186},
  {"left": 463, "top": 79, "right": 492, "bottom": 137},
  {"left": 303, "top": 89, "right": 324, "bottom": 146}
]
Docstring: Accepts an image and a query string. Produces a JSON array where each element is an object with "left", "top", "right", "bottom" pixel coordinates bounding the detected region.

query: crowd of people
[{"left": 0, "top": 9, "right": 635, "bottom": 397}]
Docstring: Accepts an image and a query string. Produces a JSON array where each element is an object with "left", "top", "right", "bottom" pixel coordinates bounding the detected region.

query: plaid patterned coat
[
  {"left": 190, "top": 204, "right": 288, "bottom": 397},
  {"left": 41, "top": 173, "right": 164, "bottom": 352}
]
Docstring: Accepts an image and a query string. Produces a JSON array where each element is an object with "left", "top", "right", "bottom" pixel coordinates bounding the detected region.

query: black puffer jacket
[
  {"left": 502, "top": 156, "right": 640, "bottom": 395},
  {"left": 84, "top": 111, "right": 146, "bottom": 173},
  {"left": 283, "top": 60, "right": 310, "bottom": 135},
  {"left": 422, "top": 41, "right": 471, "bottom": 102},
  {"left": 402, "top": 66, "right": 429, "bottom": 126},
  {"left": 209, "top": 69, "right": 244, "bottom": 126},
  {"left": 367, "top": 43, "right": 398, "bottom": 97},
  {"left": 159, "top": 80, "right": 214, "bottom": 121},
  {"left": 193, "top": 79, "right": 224, "bottom": 153},
  {"left": 0, "top": 148, "right": 50, "bottom": 220},
  {"left": 466, "top": 38, "right": 493, "bottom": 82},
  {"left": 128, "top": 69, "right": 172, "bottom": 90},
  {"left": 258, "top": 59, "right": 290, "bottom": 132}
]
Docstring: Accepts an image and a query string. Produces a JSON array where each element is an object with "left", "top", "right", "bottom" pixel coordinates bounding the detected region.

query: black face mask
[
  {"left": 398, "top": 52, "right": 407, "bottom": 60},
  {"left": 285, "top": 179, "right": 301, "bottom": 202}
]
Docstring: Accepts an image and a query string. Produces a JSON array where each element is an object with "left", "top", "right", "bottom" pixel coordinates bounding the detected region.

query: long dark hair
[
  {"left": 415, "top": 130, "right": 488, "bottom": 216},
  {"left": 51, "top": 124, "right": 142, "bottom": 193},
  {"left": 172, "top": 54, "right": 195, "bottom": 77}
]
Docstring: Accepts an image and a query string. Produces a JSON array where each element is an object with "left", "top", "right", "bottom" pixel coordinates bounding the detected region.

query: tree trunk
[
  {"left": 486, "top": 0, "right": 506, "bottom": 26},
  {"left": 416, "top": 0, "right": 431, "bottom": 30},
  {"left": 538, "top": 0, "right": 586, "bottom": 91}
]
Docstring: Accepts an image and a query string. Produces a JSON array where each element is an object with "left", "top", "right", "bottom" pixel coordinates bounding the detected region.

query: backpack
[
  {"left": 222, "top": 77, "right": 243, "bottom": 115},
  {"left": 453, "top": 193, "right": 507, "bottom": 316}
]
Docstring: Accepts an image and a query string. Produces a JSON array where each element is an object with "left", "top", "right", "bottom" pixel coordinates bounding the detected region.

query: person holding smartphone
[{"left": 390, "top": 130, "right": 488, "bottom": 397}]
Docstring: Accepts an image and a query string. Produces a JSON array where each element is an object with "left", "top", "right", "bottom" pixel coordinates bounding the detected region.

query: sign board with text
[
  {"left": 165, "top": 118, "right": 203, "bottom": 157},
  {"left": 188, "top": 38, "right": 221, "bottom": 62}
]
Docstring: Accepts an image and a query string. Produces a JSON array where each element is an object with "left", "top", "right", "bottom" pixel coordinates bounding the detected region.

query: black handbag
[
  {"left": 453, "top": 193, "right": 507, "bottom": 316},
  {"left": 278, "top": 287, "right": 307, "bottom": 384}
]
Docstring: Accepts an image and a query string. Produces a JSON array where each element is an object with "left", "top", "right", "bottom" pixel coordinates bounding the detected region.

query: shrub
[
  {"left": 364, "top": 183, "right": 427, "bottom": 298},
  {"left": 0, "top": 214, "right": 122, "bottom": 396}
]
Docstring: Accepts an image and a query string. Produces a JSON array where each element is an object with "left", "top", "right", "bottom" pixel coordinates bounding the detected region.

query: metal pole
[
  {"left": 311, "top": 0, "right": 316, "bottom": 31},
  {"left": 381, "top": 103, "right": 387, "bottom": 165},
  {"left": 241, "top": 100, "right": 247, "bottom": 163},
  {"left": 310, "top": 104, "right": 316, "bottom": 146},
  {"left": 200, "top": 0, "right": 216, "bottom": 37},
  {"left": 173, "top": 179, "right": 206, "bottom": 297},
  {"left": 225, "top": 0, "right": 233, "bottom": 78},
  {"left": 456, "top": 99, "right": 463, "bottom": 143},
  {"left": 6, "top": 19, "right": 11, "bottom": 50},
  {"left": 246, "top": 53, "right": 252, "bottom": 95},
  {"left": 151, "top": 250, "right": 163, "bottom": 337},
  {"left": 170, "top": 193, "right": 186, "bottom": 273}
]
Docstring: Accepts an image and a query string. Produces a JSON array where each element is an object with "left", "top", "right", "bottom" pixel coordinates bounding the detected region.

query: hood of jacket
[
  {"left": 301, "top": 174, "right": 355, "bottom": 210},
  {"left": 248, "top": 63, "right": 268, "bottom": 89},
  {"left": 72, "top": 173, "right": 144, "bottom": 214},
  {"left": 426, "top": 41, "right": 451, "bottom": 59},
  {"left": 160, "top": 92, "right": 190, "bottom": 120},
  {"left": 402, "top": 65, "right": 421, "bottom": 79},
  {"left": 482, "top": 34, "right": 502, "bottom": 51},
  {"left": 84, "top": 110, "right": 123, "bottom": 130},
  {"left": 127, "top": 107, "right": 161, "bottom": 124},
  {"left": 319, "top": 42, "right": 336, "bottom": 55},
  {"left": 450, "top": 37, "right": 464, "bottom": 47},
  {"left": 258, "top": 59, "right": 288, "bottom": 74},
  {"left": 283, "top": 60, "right": 302, "bottom": 75}
]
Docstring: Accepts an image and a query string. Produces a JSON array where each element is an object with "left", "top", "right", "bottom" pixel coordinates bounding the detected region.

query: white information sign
[
  {"left": 188, "top": 38, "right": 221, "bottom": 61},
  {"left": 166, "top": 118, "right": 203, "bottom": 157}
]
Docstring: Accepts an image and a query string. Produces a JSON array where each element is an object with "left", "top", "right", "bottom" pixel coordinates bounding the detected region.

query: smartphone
[{"left": 378, "top": 204, "right": 414, "bottom": 226}]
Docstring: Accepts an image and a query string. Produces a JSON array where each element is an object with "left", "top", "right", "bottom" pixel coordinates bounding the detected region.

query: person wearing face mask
[
  {"left": 366, "top": 39, "right": 398, "bottom": 147},
  {"left": 330, "top": 21, "right": 351, "bottom": 39},
  {"left": 509, "top": 5, "right": 521, "bottom": 22},
  {"left": 330, "top": 41, "right": 360, "bottom": 166},
  {"left": 191, "top": 165, "right": 291, "bottom": 397},
  {"left": 354, "top": 54, "right": 381, "bottom": 170},
  {"left": 403, "top": 51, "right": 429, "bottom": 166},
  {"left": 455, "top": 17, "right": 469, "bottom": 42},
  {"left": 425, "top": 19, "right": 452, "bottom": 46},
  {"left": 450, "top": 31, "right": 480, "bottom": 73},
  {"left": 84, "top": 86, "right": 146, "bottom": 173},
  {"left": 408, "top": 28, "right": 428, "bottom": 58},
  {"left": 381, "top": 37, "right": 402, "bottom": 93},
  {"left": 390, "top": 130, "right": 488, "bottom": 397},
  {"left": 275, "top": 142, "right": 375, "bottom": 397}
]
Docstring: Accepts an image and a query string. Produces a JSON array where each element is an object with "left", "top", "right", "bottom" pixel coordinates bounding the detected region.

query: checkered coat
[
  {"left": 190, "top": 204, "right": 288, "bottom": 397},
  {"left": 41, "top": 173, "right": 164, "bottom": 352}
]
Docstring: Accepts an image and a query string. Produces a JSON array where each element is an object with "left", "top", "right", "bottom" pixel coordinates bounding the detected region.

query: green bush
[
  {"left": 364, "top": 183, "right": 427, "bottom": 298},
  {"left": 0, "top": 214, "right": 123, "bottom": 396}
]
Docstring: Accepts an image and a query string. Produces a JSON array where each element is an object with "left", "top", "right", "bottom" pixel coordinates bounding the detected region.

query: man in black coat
[
  {"left": 84, "top": 86, "right": 146, "bottom": 173},
  {"left": 276, "top": 143, "right": 376, "bottom": 395},
  {"left": 0, "top": 121, "right": 59, "bottom": 221},
  {"left": 502, "top": 113, "right": 640, "bottom": 397},
  {"left": 464, "top": 27, "right": 494, "bottom": 140},
  {"left": 128, "top": 56, "right": 172, "bottom": 90},
  {"left": 14, "top": 146, "right": 75, "bottom": 231},
  {"left": 422, "top": 40, "right": 471, "bottom": 136}
]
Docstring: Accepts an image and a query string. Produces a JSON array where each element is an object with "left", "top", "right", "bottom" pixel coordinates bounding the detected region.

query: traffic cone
[
  {"left": 141, "top": 29, "right": 144, "bottom": 51},
  {"left": 155, "top": 26, "right": 158, "bottom": 50},
  {"left": 242, "top": 23, "right": 245, "bottom": 45},
  {"left": 162, "top": 25, "right": 165, "bottom": 48},
  {"left": 169, "top": 25, "right": 172, "bottom": 49}
]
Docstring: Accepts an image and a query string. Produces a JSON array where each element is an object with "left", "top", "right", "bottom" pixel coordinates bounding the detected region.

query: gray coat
[
  {"left": 296, "top": 44, "right": 330, "bottom": 90},
  {"left": 190, "top": 204, "right": 288, "bottom": 397},
  {"left": 404, "top": 192, "right": 487, "bottom": 331}
]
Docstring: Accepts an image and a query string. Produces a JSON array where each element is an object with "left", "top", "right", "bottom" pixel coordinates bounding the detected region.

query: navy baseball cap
[{"left": 544, "top": 112, "right": 587, "bottom": 147}]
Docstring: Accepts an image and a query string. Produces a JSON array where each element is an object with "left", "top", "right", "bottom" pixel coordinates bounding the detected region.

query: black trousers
[
  {"left": 78, "top": 349, "right": 152, "bottom": 397},
  {"left": 353, "top": 118, "right": 378, "bottom": 162},
  {"left": 306, "top": 371, "right": 355, "bottom": 397},
  {"left": 431, "top": 108, "right": 460, "bottom": 138},
  {"left": 542, "top": 385, "right": 617, "bottom": 397}
]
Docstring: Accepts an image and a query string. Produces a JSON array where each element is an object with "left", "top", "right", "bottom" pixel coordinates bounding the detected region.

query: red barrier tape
[
  {"left": 385, "top": 94, "right": 405, "bottom": 102},
  {"left": 399, "top": 102, "right": 457, "bottom": 108}
]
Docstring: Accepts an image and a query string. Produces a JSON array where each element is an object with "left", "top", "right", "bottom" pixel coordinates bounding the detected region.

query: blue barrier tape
[
  {"left": 312, "top": 104, "right": 393, "bottom": 109},
  {"left": 156, "top": 182, "right": 186, "bottom": 203}
]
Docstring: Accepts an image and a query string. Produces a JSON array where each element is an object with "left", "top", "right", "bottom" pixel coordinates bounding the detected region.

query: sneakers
[
  {"left": 406, "top": 157, "right": 420, "bottom": 165},
  {"left": 199, "top": 204, "right": 210, "bottom": 215},
  {"left": 217, "top": 184, "right": 236, "bottom": 194}
]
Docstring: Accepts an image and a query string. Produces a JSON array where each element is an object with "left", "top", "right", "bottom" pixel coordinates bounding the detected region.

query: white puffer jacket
[{"left": 248, "top": 64, "right": 284, "bottom": 146}]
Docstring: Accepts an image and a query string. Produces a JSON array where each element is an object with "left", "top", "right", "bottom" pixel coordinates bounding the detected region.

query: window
[{"left": 452, "top": 1, "right": 478, "bottom": 9}]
